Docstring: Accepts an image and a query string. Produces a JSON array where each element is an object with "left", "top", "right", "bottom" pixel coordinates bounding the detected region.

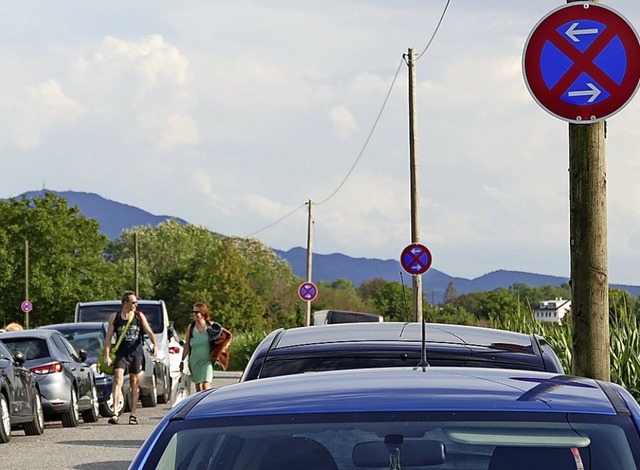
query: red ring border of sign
[
  {"left": 401, "top": 243, "right": 433, "bottom": 276},
  {"left": 298, "top": 282, "right": 318, "bottom": 302},
  {"left": 523, "top": 2, "right": 640, "bottom": 123},
  {"left": 21, "top": 300, "right": 33, "bottom": 313}
]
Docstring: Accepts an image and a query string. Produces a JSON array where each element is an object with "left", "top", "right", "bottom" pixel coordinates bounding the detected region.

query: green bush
[{"left": 225, "top": 330, "right": 270, "bottom": 371}]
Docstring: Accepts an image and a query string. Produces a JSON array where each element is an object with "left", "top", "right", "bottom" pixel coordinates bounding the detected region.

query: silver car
[
  {"left": 37, "top": 322, "right": 161, "bottom": 415},
  {"left": 0, "top": 329, "right": 100, "bottom": 427}
]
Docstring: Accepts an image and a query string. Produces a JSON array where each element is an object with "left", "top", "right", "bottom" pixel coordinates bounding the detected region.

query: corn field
[{"left": 490, "top": 300, "right": 640, "bottom": 400}]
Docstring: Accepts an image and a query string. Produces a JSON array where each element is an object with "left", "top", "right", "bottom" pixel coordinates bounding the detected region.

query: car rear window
[
  {"left": 78, "top": 304, "right": 164, "bottom": 334},
  {"left": 2, "top": 338, "right": 50, "bottom": 360}
]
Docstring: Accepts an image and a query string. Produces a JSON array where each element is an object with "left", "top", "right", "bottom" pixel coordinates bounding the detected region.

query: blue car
[{"left": 130, "top": 367, "right": 640, "bottom": 469}]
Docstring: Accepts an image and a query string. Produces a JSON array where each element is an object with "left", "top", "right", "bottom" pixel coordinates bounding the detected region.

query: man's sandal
[
  {"left": 108, "top": 415, "right": 119, "bottom": 425},
  {"left": 129, "top": 415, "right": 139, "bottom": 425}
]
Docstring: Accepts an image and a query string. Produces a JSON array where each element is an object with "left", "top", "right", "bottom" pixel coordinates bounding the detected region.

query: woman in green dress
[{"left": 180, "top": 302, "right": 214, "bottom": 391}]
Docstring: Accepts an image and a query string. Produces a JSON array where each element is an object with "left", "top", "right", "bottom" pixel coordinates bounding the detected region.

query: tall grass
[{"left": 490, "top": 298, "right": 640, "bottom": 400}]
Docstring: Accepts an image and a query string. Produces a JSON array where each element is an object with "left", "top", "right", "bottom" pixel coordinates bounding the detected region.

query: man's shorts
[{"left": 114, "top": 354, "right": 144, "bottom": 374}]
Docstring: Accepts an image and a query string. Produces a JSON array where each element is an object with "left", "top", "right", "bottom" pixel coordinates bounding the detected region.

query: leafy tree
[
  {"left": 0, "top": 193, "right": 119, "bottom": 327},
  {"left": 314, "top": 278, "right": 369, "bottom": 314}
]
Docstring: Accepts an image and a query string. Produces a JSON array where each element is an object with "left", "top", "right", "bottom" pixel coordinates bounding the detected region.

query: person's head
[
  {"left": 192, "top": 302, "right": 210, "bottom": 322},
  {"left": 5, "top": 322, "right": 23, "bottom": 331},
  {"left": 121, "top": 291, "right": 138, "bottom": 309}
]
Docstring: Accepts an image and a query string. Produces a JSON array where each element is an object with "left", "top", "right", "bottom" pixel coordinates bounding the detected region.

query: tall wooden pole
[
  {"left": 305, "top": 200, "right": 313, "bottom": 326},
  {"left": 25, "top": 239, "right": 29, "bottom": 329},
  {"left": 569, "top": 121, "right": 610, "bottom": 380},
  {"left": 567, "top": 0, "right": 610, "bottom": 381},
  {"left": 134, "top": 232, "right": 139, "bottom": 297},
  {"left": 407, "top": 48, "right": 423, "bottom": 322}
]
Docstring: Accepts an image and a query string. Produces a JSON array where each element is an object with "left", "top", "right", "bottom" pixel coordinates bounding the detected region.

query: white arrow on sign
[
  {"left": 568, "top": 82, "right": 602, "bottom": 103},
  {"left": 565, "top": 22, "right": 599, "bottom": 42}
]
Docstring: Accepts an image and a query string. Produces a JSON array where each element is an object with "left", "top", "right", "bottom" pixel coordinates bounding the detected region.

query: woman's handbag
[{"left": 97, "top": 312, "right": 136, "bottom": 375}]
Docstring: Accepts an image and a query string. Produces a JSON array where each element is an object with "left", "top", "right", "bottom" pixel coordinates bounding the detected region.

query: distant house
[{"left": 534, "top": 298, "right": 571, "bottom": 324}]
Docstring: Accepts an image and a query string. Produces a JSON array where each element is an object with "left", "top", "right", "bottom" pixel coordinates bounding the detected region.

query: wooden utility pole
[
  {"left": 305, "top": 200, "right": 313, "bottom": 326},
  {"left": 134, "top": 232, "right": 139, "bottom": 296},
  {"left": 567, "top": 0, "right": 610, "bottom": 382},
  {"left": 407, "top": 48, "right": 423, "bottom": 322},
  {"left": 25, "top": 239, "right": 29, "bottom": 329},
  {"left": 569, "top": 121, "right": 610, "bottom": 381}
]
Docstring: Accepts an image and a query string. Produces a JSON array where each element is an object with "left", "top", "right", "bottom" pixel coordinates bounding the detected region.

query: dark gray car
[
  {"left": 241, "top": 322, "right": 565, "bottom": 382},
  {"left": 0, "top": 329, "right": 100, "bottom": 427}
]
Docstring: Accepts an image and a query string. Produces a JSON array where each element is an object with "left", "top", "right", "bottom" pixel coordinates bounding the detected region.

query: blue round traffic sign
[
  {"left": 21, "top": 300, "right": 33, "bottom": 313},
  {"left": 523, "top": 2, "right": 640, "bottom": 123},
  {"left": 400, "top": 243, "right": 433, "bottom": 275},
  {"left": 298, "top": 282, "right": 318, "bottom": 301}
]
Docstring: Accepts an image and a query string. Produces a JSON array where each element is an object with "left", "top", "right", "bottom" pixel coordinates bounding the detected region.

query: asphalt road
[{"left": 2, "top": 372, "right": 241, "bottom": 470}]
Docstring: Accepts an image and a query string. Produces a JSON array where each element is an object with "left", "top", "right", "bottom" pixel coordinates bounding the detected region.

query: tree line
[{"left": 1, "top": 192, "right": 637, "bottom": 339}]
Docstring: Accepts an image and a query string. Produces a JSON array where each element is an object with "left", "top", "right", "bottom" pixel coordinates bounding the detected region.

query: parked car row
[
  {"left": 0, "top": 328, "right": 99, "bottom": 442},
  {"left": 130, "top": 321, "right": 640, "bottom": 469},
  {"left": 0, "top": 298, "right": 180, "bottom": 443}
]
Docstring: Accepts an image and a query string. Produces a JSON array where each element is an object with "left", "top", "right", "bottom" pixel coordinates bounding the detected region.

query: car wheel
[
  {"left": 141, "top": 374, "right": 158, "bottom": 408},
  {"left": 82, "top": 383, "right": 100, "bottom": 423},
  {"left": 61, "top": 388, "right": 79, "bottom": 427},
  {"left": 0, "top": 394, "right": 11, "bottom": 443},
  {"left": 157, "top": 368, "right": 170, "bottom": 404},
  {"left": 99, "top": 387, "right": 125, "bottom": 417},
  {"left": 23, "top": 391, "right": 45, "bottom": 436}
]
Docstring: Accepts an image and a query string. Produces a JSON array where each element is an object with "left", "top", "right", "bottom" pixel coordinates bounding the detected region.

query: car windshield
[
  {"left": 2, "top": 338, "right": 49, "bottom": 360},
  {"left": 78, "top": 304, "right": 164, "bottom": 334},
  {"left": 146, "top": 411, "right": 640, "bottom": 469},
  {"left": 60, "top": 329, "right": 104, "bottom": 357}
]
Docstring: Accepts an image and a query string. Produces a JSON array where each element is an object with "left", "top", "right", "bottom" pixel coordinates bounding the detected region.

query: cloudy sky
[{"left": 2, "top": 1, "right": 640, "bottom": 285}]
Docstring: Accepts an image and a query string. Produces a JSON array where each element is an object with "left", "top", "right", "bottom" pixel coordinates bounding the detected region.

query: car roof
[
  {"left": 0, "top": 329, "right": 61, "bottom": 339},
  {"left": 272, "top": 322, "right": 538, "bottom": 348},
  {"left": 182, "top": 367, "right": 621, "bottom": 420},
  {"left": 77, "top": 300, "right": 161, "bottom": 306},
  {"left": 39, "top": 322, "right": 107, "bottom": 331}
]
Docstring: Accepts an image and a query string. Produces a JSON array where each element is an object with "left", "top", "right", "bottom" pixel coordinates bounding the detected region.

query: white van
[{"left": 74, "top": 299, "right": 172, "bottom": 404}]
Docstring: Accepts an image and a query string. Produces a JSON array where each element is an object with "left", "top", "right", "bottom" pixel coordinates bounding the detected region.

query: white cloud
[{"left": 330, "top": 105, "right": 358, "bottom": 139}]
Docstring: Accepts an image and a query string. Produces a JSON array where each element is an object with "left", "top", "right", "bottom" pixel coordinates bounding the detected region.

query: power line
[
  {"left": 245, "top": 202, "right": 307, "bottom": 238},
  {"left": 316, "top": 57, "right": 405, "bottom": 207},
  {"left": 246, "top": 0, "right": 452, "bottom": 235},
  {"left": 416, "top": 0, "right": 452, "bottom": 61}
]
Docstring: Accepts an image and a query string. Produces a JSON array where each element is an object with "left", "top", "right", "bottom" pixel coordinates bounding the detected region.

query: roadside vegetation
[{"left": 2, "top": 193, "right": 640, "bottom": 397}]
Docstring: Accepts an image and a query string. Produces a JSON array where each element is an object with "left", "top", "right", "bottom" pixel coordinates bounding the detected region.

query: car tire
[
  {"left": 0, "top": 394, "right": 11, "bottom": 443},
  {"left": 82, "top": 383, "right": 100, "bottom": 423},
  {"left": 157, "top": 367, "right": 170, "bottom": 404},
  {"left": 23, "top": 391, "right": 45, "bottom": 436},
  {"left": 141, "top": 374, "right": 158, "bottom": 408},
  {"left": 99, "top": 387, "right": 125, "bottom": 417},
  {"left": 61, "top": 388, "right": 79, "bottom": 428}
]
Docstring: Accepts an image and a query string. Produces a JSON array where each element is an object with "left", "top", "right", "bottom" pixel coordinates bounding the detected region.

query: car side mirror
[
  {"left": 78, "top": 349, "right": 88, "bottom": 362},
  {"left": 14, "top": 351, "right": 26, "bottom": 366}
]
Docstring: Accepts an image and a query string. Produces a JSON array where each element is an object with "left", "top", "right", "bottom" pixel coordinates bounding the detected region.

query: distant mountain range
[{"left": 13, "top": 190, "right": 640, "bottom": 301}]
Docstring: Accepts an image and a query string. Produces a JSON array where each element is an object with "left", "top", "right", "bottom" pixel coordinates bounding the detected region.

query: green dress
[{"left": 188, "top": 327, "right": 214, "bottom": 383}]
